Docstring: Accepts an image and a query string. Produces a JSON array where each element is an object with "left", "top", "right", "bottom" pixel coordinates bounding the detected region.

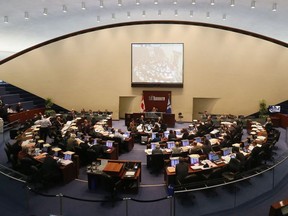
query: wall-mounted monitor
[{"left": 131, "top": 43, "right": 184, "bottom": 87}]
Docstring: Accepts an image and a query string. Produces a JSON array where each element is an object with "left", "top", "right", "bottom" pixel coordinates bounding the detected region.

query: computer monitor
[
  {"left": 175, "top": 130, "right": 181, "bottom": 136},
  {"left": 124, "top": 131, "right": 130, "bottom": 138},
  {"left": 93, "top": 138, "right": 98, "bottom": 145},
  {"left": 170, "top": 157, "right": 180, "bottom": 167},
  {"left": 194, "top": 137, "right": 202, "bottom": 143},
  {"left": 106, "top": 140, "right": 114, "bottom": 148},
  {"left": 163, "top": 131, "right": 169, "bottom": 139},
  {"left": 222, "top": 147, "right": 232, "bottom": 156},
  {"left": 64, "top": 153, "right": 72, "bottom": 160},
  {"left": 150, "top": 142, "right": 158, "bottom": 150},
  {"left": 151, "top": 132, "right": 157, "bottom": 140},
  {"left": 167, "top": 141, "right": 175, "bottom": 149},
  {"left": 208, "top": 152, "right": 220, "bottom": 162},
  {"left": 181, "top": 139, "right": 189, "bottom": 147},
  {"left": 189, "top": 154, "right": 200, "bottom": 165}
]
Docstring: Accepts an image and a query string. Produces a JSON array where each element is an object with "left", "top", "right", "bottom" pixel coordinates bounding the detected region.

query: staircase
[
  {"left": 0, "top": 82, "right": 67, "bottom": 114},
  {"left": 0, "top": 82, "right": 45, "bottom": 110}
]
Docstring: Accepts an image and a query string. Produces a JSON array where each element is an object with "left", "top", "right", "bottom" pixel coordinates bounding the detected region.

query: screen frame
[{"left": 131, "top": 43, "right": 184, "bottom": 88}]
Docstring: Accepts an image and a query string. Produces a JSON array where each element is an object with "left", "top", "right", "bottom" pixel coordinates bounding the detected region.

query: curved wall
[{"left": 0, "top": 23, "right": 288, "bottom": 120}]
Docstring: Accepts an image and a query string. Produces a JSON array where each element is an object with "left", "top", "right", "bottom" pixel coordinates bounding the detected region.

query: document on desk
[
  {"left": 191, "top": 165, "right": 203, "bottom": 170},
  {"left": 124, "top": 170, "right": 136, "bottom": 177},
  {"left": 61, "top": 159, "right": 73, "bottom": 166},
  {"left": 98, "top": 159, "right": 108, "bottom": 171}
]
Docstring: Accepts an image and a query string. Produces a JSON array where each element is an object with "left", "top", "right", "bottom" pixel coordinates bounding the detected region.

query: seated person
[
  {"left": 168, "top": 130, "right": 177, "bottom": 141},
  {"left": 40, "top": 150, "right": 62, "bottom": 183},
  {"left": 172, "top": 142, "right": 182, "bottom": 154},
  {"left": 66, "top": 133, "right": 78, "bottom": 151},
  {"left": 15, "top": 102, "right": 24, "bottom": 113},
  {"left": 188, "top": 141, "right": 203, "bottom": 154},
  {"left": 152, "top": 143, "right": 163, "bottom": 154},
  {"left": 175, "top": 157, "right": 189, "bottom": 183},
  {"left": 232, "top": 146, "right": 246, "bottom": 165}
]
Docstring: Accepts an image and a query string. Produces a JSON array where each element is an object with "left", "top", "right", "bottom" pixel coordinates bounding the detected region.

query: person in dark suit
[
  {"left": 15, "top": 102, "right": 24, "bottom": 113},
  {"left": 175, "top": 157, "right": 189, "bottom": 183},
  {"left": 232, "top": 146, "right": 246, "bottom": 167},
  {"left": 40, "top": 150, "right": 62, "bottom": 183},
  {"left": 168, "top": 130, "right": 176, "bottom": 141}
]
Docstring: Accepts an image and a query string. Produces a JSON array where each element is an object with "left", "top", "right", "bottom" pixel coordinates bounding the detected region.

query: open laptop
[
  {"left": 170, "top": 157, "right": 180, "bottom": 167},
  {"left": 167, "top": 141, "right": 175, "bottom": 149},
  {"left": 181, "top": 139, "right": 189, "bottom": 147},
  {"left": 208, "top": 152, "right": 222, "bottom": 164}
]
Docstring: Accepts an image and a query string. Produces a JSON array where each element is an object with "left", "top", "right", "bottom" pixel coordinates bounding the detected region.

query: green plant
[
  {"left": 259, "top": 99, "right": 268, "bottom": 118},
  {"left": 45, "top": 98, "right": 56, "bottom": 117},
  {"left": 45, "top": 98, "right": 54, "bottom": 109}
]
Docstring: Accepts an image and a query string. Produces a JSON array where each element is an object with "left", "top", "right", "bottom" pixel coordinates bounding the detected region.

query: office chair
[
  {"left": 98, "top": 172, "right": 122, "bottom": 205},
  {"left": 222, "top": 158, "right": 242, "bottom": 181},
  {"left": 150, "top": 154, "right": 164, "bottom": 173}
]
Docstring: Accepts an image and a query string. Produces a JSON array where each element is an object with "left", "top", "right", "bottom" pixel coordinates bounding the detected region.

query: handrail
[{"left": 0, "top": 164, "right": 27, "bottom": 183}]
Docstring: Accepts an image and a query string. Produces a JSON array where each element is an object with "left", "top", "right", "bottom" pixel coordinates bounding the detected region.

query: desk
[
  {"left": 87, "top": 159, "right": 141, "bottom": 194},
  {"left": 269, "top": 198, "right": 288, "bottom": 216},
  {"left": 34, "top": 153, "right": 79, "bottom": 184},
  {"left": 8, "top": 108, "right": 45, "bottom": 123},
  {"left": 164, "top": 161, "right": 227, "bottom": 186}
]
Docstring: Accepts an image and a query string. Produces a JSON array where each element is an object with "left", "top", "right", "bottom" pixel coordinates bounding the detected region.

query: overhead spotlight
[
  {"left": 136, "top": 0, "right": 140, "bottom": 5},
  {"left": 99, "top": 0, "right": 104, "bottom": 8},
  {"left": 154, "top": 0, "right": 158, "bottom": 5},
  {"left": 81, "top": 2, "right": 86, "bottom": 10},
  {"left": 127, "top": 11, "right": 131, "bottom": 18},
  {"left": 192, "top": 0, "right": 196, "bottom": 5},
  {"left": 62, "top": 5, "right": 67, "bottom": 13},
  {"left": 190, "top": 10, "right": 193, "bottom": 17},
  {"left": 158, "top": 10, "right": 161, "bottom": 16},
  {"left": 118, "top": 0, "right": 122, "bottom": 6},
  {"left": 272, "top": 2, "right": 277, "bottom": 12},
  {"left": 24, "top": 11, "right": 29, "bottom": 20},
  {"left": 112, "top": 13, "right": 116, "bottom": 19},
  {"left": 43, "top": 8, "right": 48, "bottom": 15},
  {"left": 173, "top": 0, "right": 177, "bottom": 5},
  {"left": 210, "top": 0, "right": 215, "bottom": 6},
  {"left": 4, "top": 16, "right": 8, "bottom": 23},
  {"left": 230, "top": 0, "right": 235, "bottom": 7},
  {"left": 251, "top": 0, "right": 256, "bottom": 9},
  {"left": 206, "top": 12, "right": 210, "bottom": 18},
  {"left": 174, "top": 9, "right": 178, "bottom": 16},
  {"left": 222, "top": 13, "right": 227, "bottom": 20},
  {"left": 142, "top": 10, "right": 146, "bottom": 17},
  {"left": 97, "top": 16, "right": 100, "bottom": 22}
]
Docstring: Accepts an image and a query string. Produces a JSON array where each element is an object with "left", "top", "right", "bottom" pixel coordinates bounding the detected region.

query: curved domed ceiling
[{"left": 0, "top": 0, "right": 287, "bottom": 60}]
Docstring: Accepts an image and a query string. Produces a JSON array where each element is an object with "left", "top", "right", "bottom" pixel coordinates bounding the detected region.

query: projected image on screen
[{"left": 132, "top": 43, "right": 184, "bottom": 87}]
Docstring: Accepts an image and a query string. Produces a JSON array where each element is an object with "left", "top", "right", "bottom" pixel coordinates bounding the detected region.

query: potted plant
[
  {"left": 259, "top": 99, "right": 268, "bottom": 123},
  {"left": 45, "top": 98, "right": 56, "bottom": 117}
]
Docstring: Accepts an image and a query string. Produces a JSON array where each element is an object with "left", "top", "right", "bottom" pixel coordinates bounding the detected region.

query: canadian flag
[{"left": 140, "top": 95, "right": 146, "bottom": 113}]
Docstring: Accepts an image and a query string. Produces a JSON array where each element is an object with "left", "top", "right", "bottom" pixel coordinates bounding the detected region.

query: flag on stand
[
  {"left": 140, "top": 95, "right": 146, "bottom": 113},
  {"left": 166, "top": 95, "right": 172, "bottom": 113}
]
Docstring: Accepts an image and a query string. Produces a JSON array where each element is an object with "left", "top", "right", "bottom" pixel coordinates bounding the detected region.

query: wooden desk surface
[{"left": 103, "top": 162, "right": 123, "bottom": 173}]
